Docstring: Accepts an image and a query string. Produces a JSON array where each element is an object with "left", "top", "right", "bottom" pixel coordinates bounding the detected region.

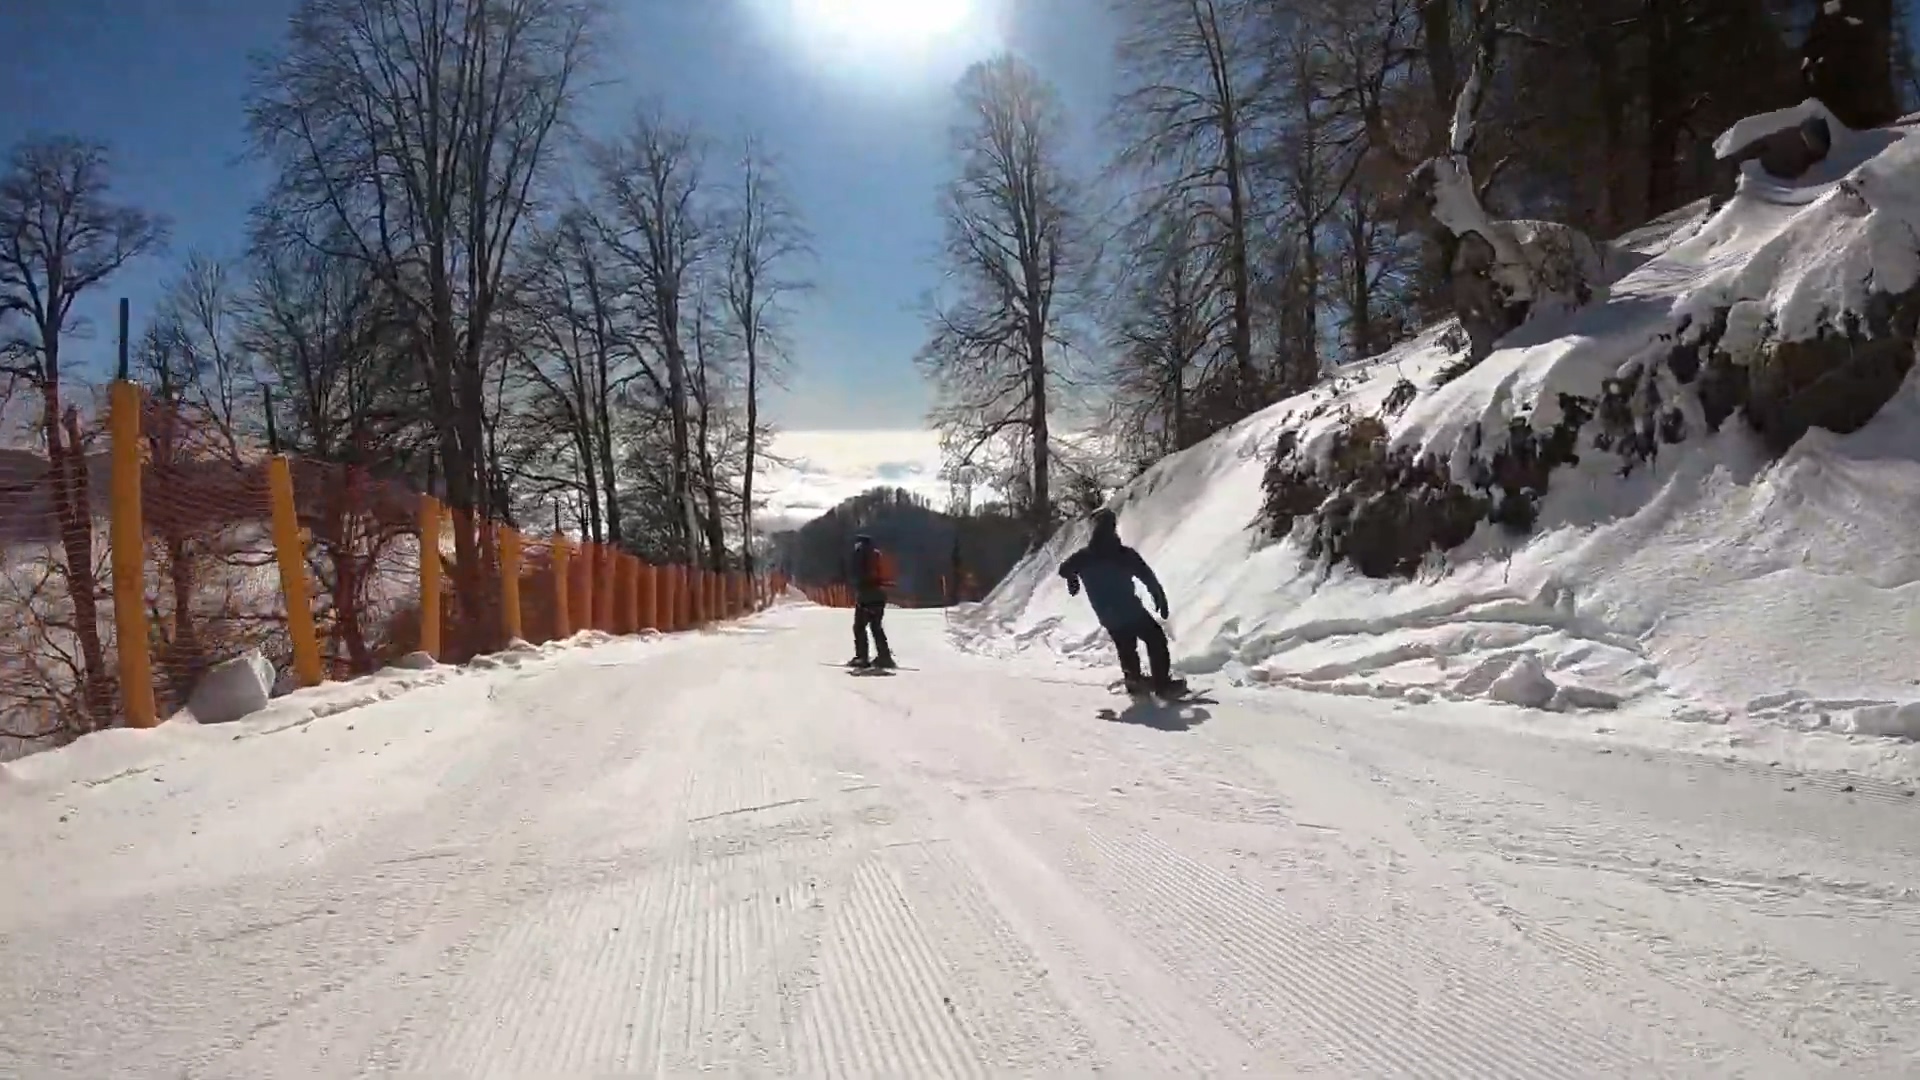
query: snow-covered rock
[
  {"left": 1488, "top": 655, "right": 1557, "bottom": 710},
  {"left": 183, "top": 651, "right": 277, "bottom": 725}
]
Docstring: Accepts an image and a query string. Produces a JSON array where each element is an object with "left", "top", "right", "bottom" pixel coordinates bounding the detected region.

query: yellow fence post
[
  {"left": 499, "top": 526, "right": 523, "bottom": 643},
  {"left": 551, "top": 535, "right": 571, "bottom": 639},
  {"left": 267, "top": 455, "right": 324, "bottom": 688},
  {"left": 108, "top": 381, "right": 157, "bottom": 728},
  {"left": 418, "top": 495, "right": 442, "bottom": 660}
]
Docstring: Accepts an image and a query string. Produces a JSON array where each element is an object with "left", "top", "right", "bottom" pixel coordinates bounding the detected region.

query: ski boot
[
  {"left": 870, "top": 655, "right": 897, "bottom": 671},
  {"left": 845, "top": 656, "right": 871, "bottom": 669}
]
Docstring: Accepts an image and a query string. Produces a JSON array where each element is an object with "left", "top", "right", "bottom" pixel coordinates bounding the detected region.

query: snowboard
[
  {"left": 1111, "top": 679, "right": 1200, "bottom": 701},
  {"left": 823, "top": 661, "right": 913, "bottom": 674}
]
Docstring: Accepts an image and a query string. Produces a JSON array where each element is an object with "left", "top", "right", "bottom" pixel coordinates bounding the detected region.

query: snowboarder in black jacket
[
  {"left": 1058, "top": 508, "right": 1185, "bottom": 695},
  {"left": 846, "top": 534, "right": 896, "bottom": 669}
]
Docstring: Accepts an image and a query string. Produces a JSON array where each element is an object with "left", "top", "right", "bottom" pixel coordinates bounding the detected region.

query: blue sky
[{"left": 0, "top": 0, "right": 1116, "bottom": 431}]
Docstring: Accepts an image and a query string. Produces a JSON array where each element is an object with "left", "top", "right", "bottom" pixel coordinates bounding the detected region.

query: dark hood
[{"left": 1088, "top": 509, "right": 1120, "bottom": 550}]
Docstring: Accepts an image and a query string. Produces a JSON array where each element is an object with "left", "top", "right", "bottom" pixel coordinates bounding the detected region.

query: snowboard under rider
[
  {"left": 1058, "top": 508, "right": 1186, "bottom": 695},
  {"left": 845, "top": 533, "right": 897, "bottom": 670}
]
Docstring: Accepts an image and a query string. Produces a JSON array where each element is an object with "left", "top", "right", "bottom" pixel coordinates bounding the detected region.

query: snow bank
[
  {"left": 959, "top": 110, "right": 1920, "bottom": 780},
  {"left": 0, "top": 663, "right": 456, "bottom": 795}
]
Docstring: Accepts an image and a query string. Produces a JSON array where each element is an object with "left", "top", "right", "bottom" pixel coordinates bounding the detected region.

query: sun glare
[
  {"left": 793, "top": 0, "right": 972, "bottom": 46},
  {"left": 758, "top": 0, "right": 996, "bottom": 83}
]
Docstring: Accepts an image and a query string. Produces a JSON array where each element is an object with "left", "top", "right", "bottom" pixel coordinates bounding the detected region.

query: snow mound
[{"left": 959, "top": 109, "right": 1920, "bottom": 777}]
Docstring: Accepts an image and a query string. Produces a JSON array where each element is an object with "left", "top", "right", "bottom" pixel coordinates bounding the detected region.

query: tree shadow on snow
[{"left": 1097, "top": 697, "right": 1215, "bottom": 732}]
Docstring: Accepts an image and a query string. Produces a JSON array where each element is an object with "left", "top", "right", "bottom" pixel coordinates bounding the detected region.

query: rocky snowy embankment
[{"left": 958, "top": 101, "right": 1920, "bottom": 781}]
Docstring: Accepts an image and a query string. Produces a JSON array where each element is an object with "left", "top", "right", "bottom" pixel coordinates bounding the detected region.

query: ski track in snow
[{"left": 3, "top": 606, "right": 1919, "bottom": 1077}]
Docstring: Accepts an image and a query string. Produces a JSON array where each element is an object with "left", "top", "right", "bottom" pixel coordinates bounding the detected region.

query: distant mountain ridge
[{"left": 768, "top": 486, "right": 1029, "bottom": 606}]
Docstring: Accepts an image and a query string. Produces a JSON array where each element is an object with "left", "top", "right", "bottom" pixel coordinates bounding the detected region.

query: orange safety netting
[
  {"left": 140, "top": 399, "right": 288, "bottom": 719},
  {"left": 0, "top": 410, "right": 120, "bottom": 744},
  {"left": 0, "top": 383, "right": 788, "bottom": 745}
]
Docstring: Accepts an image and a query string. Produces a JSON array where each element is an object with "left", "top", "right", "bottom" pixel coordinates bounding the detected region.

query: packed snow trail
[{"left": 3, "top": 607, "right": 1918, "bottom": 1077}]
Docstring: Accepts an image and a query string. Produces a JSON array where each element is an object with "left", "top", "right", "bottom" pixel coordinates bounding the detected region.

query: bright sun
[
  {"left": 790, "top": 0, "right": 974, "bottom": 49},
  {"left": 763, "top": 0, "right": 990, "bottom": 79}
]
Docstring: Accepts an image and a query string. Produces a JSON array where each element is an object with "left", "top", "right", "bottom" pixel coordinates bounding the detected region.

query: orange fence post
[
  {"left": 569, "top": 540, "right": 591, "bottom": 637},
  {"left": 669, "top": 565, "right": 685, "bottom": 630},
  {"left": 689, "top": 567, "right": 705, "bottom": 626},
  {"left": 633, "top": 557, "right": 647, "bottom": 631},
  {"left": 592, "top": 543, "right": 612, "bottom": 632},
  {"left": 679, "top": 565, "right": 694, "bottom": 628},
  {"left": 418, "top": 495, "right": 443, "bottom": 660},
  {"left": 499, "top": 526, "right": 524, "bottom": 643},
  {"left": 108, "top": 380, "right": 158, "bottom": 728},
  {"left": 266, "top": 455, "right": 324, "bottom": 689},
  {"left": 601, "top": 546, "right": 618, "bottom": 632},
  {"left": 620, "top": 552, "right": 634, "bottom": 633},
  {"left": 579, "top": 543, "right": 596, "bottom": 632},
  {"left": 638, "top": 561, "right": 656, "bottom": 631},
  {"left": 551, "top": 534, "right": 571, "bottom": 640},
  {"left": 662, "top": 564, "right": 679, "bottom": 631}
]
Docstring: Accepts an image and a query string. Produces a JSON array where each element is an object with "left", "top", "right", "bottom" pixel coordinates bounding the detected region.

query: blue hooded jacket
[{"left": 1058, "top": 510, "right": 1167, "bottom": 630}]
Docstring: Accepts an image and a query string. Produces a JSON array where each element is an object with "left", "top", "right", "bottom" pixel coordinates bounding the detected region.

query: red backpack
[{"left": 867, "top": 547, "right": 897, "bottom": 588}]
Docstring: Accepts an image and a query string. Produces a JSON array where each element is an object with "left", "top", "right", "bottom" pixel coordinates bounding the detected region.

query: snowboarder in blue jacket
[{"left": 1058, "top": 509, "right": 1186, "bottom": 695}]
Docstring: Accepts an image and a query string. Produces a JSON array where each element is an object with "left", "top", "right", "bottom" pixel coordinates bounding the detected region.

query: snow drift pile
[{"left": 959, "top": 102, "right": 1920, "bottom": 749}]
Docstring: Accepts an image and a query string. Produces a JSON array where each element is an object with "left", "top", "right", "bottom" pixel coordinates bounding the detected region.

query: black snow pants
[
  {"left": 853, "top": 600, "right": 892, "bottom": 663},
  {"left": 1105, "top": 615, "right": 1171, "bottom": 683}
]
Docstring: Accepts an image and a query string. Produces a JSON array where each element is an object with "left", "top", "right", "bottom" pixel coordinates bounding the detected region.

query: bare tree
[
  {"left": 1103, "top": 201, "right": 1223, "bottom": 469},
  {"left": 720, "top": 139, "right": 812, "bottom": 572},
  {"left": 1801, "top": 0, "right": 1900, "bottom": 129},
  {"left": 688, "top": 285, "right": 731, "bottom": 565},
  {"left": 510, "top": 207, "right": 637, "bottom": 544},
  {"left": 157, "top": 253, "right": 257, "bottom": 463},
  {"left": 590, "top": 105, "right": 709, "bottom": 562},
  {"left": 1108, "top": 0, "right": 1272, "bottom": 402},
  {"left": 247, "top": 0, "right": 599, "bottom": 656},
  {"left": 0, "top": 136, "right": 166, "bottom": 731},
  {"left": 246, "top": 236, "right": 416, "bottom": 672},
  {"left": 920, "top": 54, "right": 1084, "bottom": 541}
]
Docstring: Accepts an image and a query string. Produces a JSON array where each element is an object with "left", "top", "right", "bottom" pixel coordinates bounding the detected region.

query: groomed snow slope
[
  {"left": 4, "top": 605, "right": 1919, "bottom": 1076},
  {"left": 959, "top": 111, "right": 1920, "bottom": 780}
]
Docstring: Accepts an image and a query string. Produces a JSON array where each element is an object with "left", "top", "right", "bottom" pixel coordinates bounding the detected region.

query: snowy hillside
[{"left": 958, "top": 103, "right": 1920, "bottom": 779}]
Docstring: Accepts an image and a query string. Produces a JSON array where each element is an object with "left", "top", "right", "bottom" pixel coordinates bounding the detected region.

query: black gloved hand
[
  {"left": 1155, "top": 600, "right": 1169, "bottom": 620},
  {"left": 1067, "top": 578, "right": 1081, "bottom": 597}
]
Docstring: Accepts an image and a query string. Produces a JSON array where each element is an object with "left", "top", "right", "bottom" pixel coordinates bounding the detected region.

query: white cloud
[{"left": 757, "top": 429, "right": 952, "bottom": 531}]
